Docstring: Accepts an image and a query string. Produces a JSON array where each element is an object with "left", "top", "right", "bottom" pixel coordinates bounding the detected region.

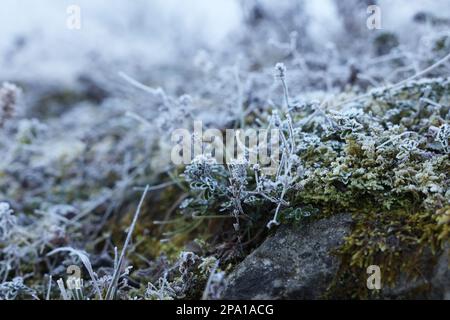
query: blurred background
[
  {"left": 0, "top": 0, "right": 241, "bottom": 86},
  {"left": 1, "top": 0, "right": 449, "bottom": 90}
]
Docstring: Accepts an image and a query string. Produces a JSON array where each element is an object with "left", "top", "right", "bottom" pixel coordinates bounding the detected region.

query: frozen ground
[{"left": 0, "top": 0, "right": 449, "bottom": 300}]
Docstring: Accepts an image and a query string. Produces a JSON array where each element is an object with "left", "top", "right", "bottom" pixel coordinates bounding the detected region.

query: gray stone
[
  {"left": 223, "top": 213, "right": 450, "bottom": 300},
  {"left": 431, "top": 245, "right": 450, "bottom": 299},
  {"left": 379, "top": 246, "right": 450, "bottom": 299},
  {"left": 223, "top": 214, "right": 353, "bottom": 299}
]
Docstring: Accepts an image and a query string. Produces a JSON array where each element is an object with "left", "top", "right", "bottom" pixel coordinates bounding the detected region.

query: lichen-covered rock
[
  {"left": 430, "top": 246, "right": 450, "bottom": 299},
  {"left": 223, "top": 214, "right": 353, "bottom": 299},
  {"left": 375, "top": 244, "right": 449, "bottom": 299},
  {"left": 224, "top": 214, "right": 450, "bottom": 300}
]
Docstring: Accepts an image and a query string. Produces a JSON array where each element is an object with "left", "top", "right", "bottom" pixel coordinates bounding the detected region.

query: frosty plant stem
[
  {"left": 334, "top": 51, "right": 450, "bottom": 108},
  {"left": 266, "top": 63, "right": 298, "bottom": 228},
  {"left": 267, "top": 186, "right": 287, "bottom": 229},
  {"left": 106, "top": 185, "right": 150, "bottom": 300},
  {"left": 47, "top": 247, "right": 103, "bottom": 299},
  {"left": 274, "top": 63, "right": 290, "bottom": 113},
  {"left": 376, "top": 131, "right": 419, "bottom": 150},
  {"left": 234, "top": 65, "right": 245, "bottom": 129},
  {"left": 281, "top": 78, "right": 290, "bottom": 112}
]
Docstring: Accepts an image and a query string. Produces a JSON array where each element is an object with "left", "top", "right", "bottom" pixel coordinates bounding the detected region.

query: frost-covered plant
[
  {"left": 182, "top": 155, "right": 227, "bottom": 194},
  {"left": 0, "top": 82, "right": 21, "bottom": 127},
  {"left": 201, "top": 257, "right": 226, "bottom": 300},
  {"left": 180, "top": 64, "right": 303, "bottom": 229},
  {"left": 0, "top": 277, "right": 37, "bottom": 300},
  {"left": 436, "top": 123, "right": 450, "bottom": 153},
  {"left": 0, "top": 202, "right": 17, "bottom": 242},
  {"left": 0, "top": 202, "right": 72, "bottom": 282},
  {"left": 143, "top": 251, "right": 224, "bottom": 300},
  {"left": 145, "top": 272, "right": 176, "bottom": 300}
]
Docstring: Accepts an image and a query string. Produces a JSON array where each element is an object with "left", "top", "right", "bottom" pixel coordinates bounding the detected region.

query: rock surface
[
  {"left": 223, "top": 214, "right": 353, "bottom": 299},
  {"left": 382, "top": 243, "right": 450, "bottom": 299},
  {"left": 431, "top": 246, "right": 450, "bottom": 299},
  {"left": 223, "top": 214, "right": 450, "bottom": 299}
]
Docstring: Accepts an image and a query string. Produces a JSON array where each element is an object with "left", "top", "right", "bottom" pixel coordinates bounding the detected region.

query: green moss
[
  {"left": 288, "top": 79, "right": 450, "bottom": 298},
  {"left": 325, "top": 206, "right": 448, "bottom": 299}
]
